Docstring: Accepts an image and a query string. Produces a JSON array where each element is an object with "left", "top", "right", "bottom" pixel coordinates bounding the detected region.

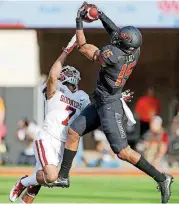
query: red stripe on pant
[
  {"left": 35, "top": 140, "right": 44, "bottom": 168},
  {"left": 39, "top": 140, "right": 48, "bottom": 166}
]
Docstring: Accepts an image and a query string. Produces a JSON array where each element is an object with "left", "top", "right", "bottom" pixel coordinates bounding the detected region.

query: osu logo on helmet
[{"left": 120, "top": 32, "right": 132, "bottom": 41}]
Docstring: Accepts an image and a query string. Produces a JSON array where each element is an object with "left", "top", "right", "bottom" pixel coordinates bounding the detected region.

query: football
[{"left": 82, "top": 5, "right": 99, "bottom": 23}]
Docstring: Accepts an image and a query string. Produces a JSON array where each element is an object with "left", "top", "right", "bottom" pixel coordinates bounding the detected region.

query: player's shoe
[
  {"left": 52, "top": 177, "right": 70, "bottom": 188},
  {"left": 9, "top": 175, "right": 27, "bottom": 202},
  {"left": 157, "top": 173, "right": 174, "bottom": 204}
]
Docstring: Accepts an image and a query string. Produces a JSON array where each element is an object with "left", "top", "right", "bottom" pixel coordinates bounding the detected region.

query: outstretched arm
[
  {"left": 76, "top": 4, "right": 104, "bottom": 64},
  {"left": 98, "top": 11, "right": 119, "bottom": 35},
  {"left": 46, "top": 35, "right": 76, "bottom": 99},
  {"left": 76, "top": 30, "right": 103, "bottom": 63},
  {"left": 46, "top": 52, "right": 67, "bottom": 99}
]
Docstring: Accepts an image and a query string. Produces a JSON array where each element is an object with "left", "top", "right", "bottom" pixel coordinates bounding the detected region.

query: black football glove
[
  {"left": 77, "top": 2, "right": 88, "bottom": 19},
  {"left": 76, "top": 1, "right": 88, "bottom": 29}
]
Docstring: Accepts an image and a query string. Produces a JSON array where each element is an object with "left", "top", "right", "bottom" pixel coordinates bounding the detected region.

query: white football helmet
[{"left": 58, "top": 65, "right": 81, "bottom": 90}]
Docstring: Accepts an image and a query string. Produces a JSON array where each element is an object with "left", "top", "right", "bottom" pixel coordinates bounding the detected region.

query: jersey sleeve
[
  {"left": 82, "top": 96, "right": 91, "bottom": 110},
  {"left": 79, "top": 92, "right": 91, "bottom": 111},
  {"left": 100, "top": 45, "right": 119, "bottom": 65},
  {"left": 57, "top": 80, "right": 63, "bottom": 89},
  {"left": 41, "top": 80, "right": 63, "bottom": 98}
]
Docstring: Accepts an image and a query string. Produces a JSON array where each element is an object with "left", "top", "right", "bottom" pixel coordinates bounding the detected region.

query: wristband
[
  {"left": 76, "top": 17, "right": 83, "bottom": 30},
  {"left": 62, "top": 47, "right": 69, "bottom": 54}
]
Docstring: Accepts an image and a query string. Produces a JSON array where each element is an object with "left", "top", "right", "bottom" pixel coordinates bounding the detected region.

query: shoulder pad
[
  {"left": 57, "top": 80, "right": 63, "bottom": 89},
  {"left": 134, "top": 48, "right": 140, "bottom": 61},
  {"left": 100, "top": 45, "right": 120, "bottom": 65},
  {"left": 76, "top": 90, "right": 90, "bottom": 109},
  {"left": 76, "top": 90, "right": 89, "bottom": 99}
]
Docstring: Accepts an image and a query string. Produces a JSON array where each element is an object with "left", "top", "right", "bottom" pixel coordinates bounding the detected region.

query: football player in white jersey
[{"left": 9, "top": 34, "right": 90, "bottom": 203}]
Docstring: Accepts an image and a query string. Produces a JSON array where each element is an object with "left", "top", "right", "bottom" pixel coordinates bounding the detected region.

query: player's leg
[
  {"left": 19, "top": 135, "right": 59, "bottom": 187},
  {"left": 34, "top": 139, "right": 59, "bottom": 185},
  {"left": 10, "top": 165, "right": 41, "bottom": 202},
  {"left": 56, "top": 104, "right": 101, "bottom": 187},
  {"left": 9, "top": 137, "right": 58, "bottom": 202},
  {"left": 20, "top": 185, "right": 41, "bottom": 204},
  {"left": 20, "top": 138, "right": 58, "bottom": 186},
  {"left": 9, "top": 165, "right": 41, "bottom": 202},
  {"left": 98, "top": 100, "right": 173, "bottom": 203},
  {"left": 20, "top": 139, "right": 65, "bottom": 203},
  {"left": 20, "top": 164, "right": 58, "bottom": 189},
  {"left": 19, "top": 141, "right": 59, "bottom": 203},
  {"left": 20, "top": 141, "right": 65, "bottom": 203},
  {"left": 9, "top": 155, "right": 41, "bottom": 202}
]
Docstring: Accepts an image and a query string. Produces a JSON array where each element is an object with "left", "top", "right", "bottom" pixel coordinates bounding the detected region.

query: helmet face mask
[
  {"left": 110, "top": 31, "right": 121, "bottom": 47},
  {"left": 58, "top": 65, "right": 81, "bottom": 91}
]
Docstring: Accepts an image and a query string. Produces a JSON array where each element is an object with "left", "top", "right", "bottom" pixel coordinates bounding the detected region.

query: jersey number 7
[
  {"left": 115, "top": 60, "right": 136, "bottom": 87},
  {"left": 62, "top": 105, "right": 76, "bottom": 126}
]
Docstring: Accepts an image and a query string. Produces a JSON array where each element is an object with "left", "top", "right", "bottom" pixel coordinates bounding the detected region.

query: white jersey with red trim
[{"left": 41, "top": 81, "right": 90, "bottom": 142}]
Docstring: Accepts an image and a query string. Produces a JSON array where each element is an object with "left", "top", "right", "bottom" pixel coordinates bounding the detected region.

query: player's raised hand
[
  {"left": 77, "top": 2, "right": 99, "bottom": 21},
  {"left": 63, "top": 34, "right": 77, "bottom": 55},
  {"left": 77, "top": 1, "right": 88, "bottom": 19},
  {"left": 76, "top": 2, "right": 88, "bottom": 30},
  {"left": 122, "top": 89, "right": 134, "bottom": 103}
]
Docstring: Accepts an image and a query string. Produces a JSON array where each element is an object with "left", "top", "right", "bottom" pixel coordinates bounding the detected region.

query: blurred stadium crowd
[{"left": 1, "top": 85, "right": 179, "bottom": 169}]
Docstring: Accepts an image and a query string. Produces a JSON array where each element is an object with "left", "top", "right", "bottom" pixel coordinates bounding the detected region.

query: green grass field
[{"left": 1, "top": 176, "right": 178, "bottom": 203}]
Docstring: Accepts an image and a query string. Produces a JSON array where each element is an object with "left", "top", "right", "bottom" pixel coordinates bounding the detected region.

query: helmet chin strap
[
  {"left": 110, "top": 31, "right": 120, "bottom": 45},
  {"left": 73, "top": 85, "right": 78, "bottom": 92},
  {"left": 63, "top": 81, "right": 78, "bottom": 92}
]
